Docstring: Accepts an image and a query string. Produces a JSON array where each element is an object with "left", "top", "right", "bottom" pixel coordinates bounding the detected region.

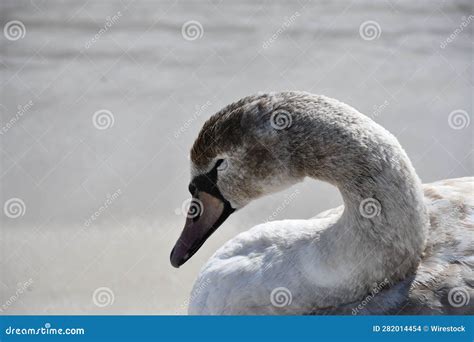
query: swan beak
[{"left": 170, "top": 191, "right": 234, "bottom": 268}]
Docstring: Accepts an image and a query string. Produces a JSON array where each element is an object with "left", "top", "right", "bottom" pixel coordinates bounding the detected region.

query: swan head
[{"left": 170, "top": 93, "right": 305, "bottom": 267}]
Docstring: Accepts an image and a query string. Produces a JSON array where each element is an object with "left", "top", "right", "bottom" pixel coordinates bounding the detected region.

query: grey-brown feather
[{"left": 187, "top": 91, "right": 473, "bottom": 315}]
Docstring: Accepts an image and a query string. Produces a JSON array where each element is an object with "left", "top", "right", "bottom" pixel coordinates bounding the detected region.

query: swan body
[
  {"left": 189, "top": 178, "right": 473, "bottom": 314},
  {"left": 170, "top": 91, "right": 473, "bottom": 315}
]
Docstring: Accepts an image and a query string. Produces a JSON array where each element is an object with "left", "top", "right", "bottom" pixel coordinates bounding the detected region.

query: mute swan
[{"left": 170, "top": 92, "right": 473, "bottom": 315}]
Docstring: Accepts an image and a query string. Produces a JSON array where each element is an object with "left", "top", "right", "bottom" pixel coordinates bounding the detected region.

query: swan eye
[{"left": 215, "top": 159, "right": 225, "bottom": 170}]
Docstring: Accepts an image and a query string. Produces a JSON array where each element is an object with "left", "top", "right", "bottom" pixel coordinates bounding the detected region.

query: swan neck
[{"left": 295, "top": 105, "right": 429, "bottom": 287}]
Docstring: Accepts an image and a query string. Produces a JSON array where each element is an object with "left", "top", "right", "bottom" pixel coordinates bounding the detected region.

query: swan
[{"left": 170, "top": 91, "right": 473, "bottom": 315}]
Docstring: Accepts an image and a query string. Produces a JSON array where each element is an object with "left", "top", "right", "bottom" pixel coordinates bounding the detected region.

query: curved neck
[{"left": 291, "top": 98, "right": 428, "bottom": 304}]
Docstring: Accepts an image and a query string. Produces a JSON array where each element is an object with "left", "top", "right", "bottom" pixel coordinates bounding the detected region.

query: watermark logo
[
  {"left": 176, "top": 278, "right": 212, "bottom": 314},
  {"left": 173, "top": 100, "right": 212, "bottom": 139},
  {"left": 270, "top": 110, "right": 292, "bottom": 130},
  {"left": 92, "top": 287, "right": 115, "bottom": 307},
  {"left": 4, "top": 198, "right": 26, "bottom": 218},
  {"left": 266, "top": 189, "right": 300, "bottom": 222},
  {"left": 448, "top": 287, "right": 469, "bottom": 308},
  {"left": 359, "top": 20, "right": 381, "bottom": 41},
  {"left": 4, "top": 20, "right": 26, "bottom": 41},
  {"left": 0, "top": 100, "right": 34, "bottom": 135},
  {"left": 270, "top": 287, "right": 292, "bottom": 308},
  {"left": 440, "top": 15, "right": 474, "bottom": 49},
  {"left": 262, "top": 12, "right": 300, "bottom": 49},
  {"left": 175, "top": 198, "right": 204, "bottom": 219},
  {"left": 448, "top": 109, "right": 470, "bottom": 130},
  {"left": 0, "top": 279, "right": 34, "bottom": 313},
  {"left": 5, "top": 322, "right": 85, "bottom": 335},
  {"left": 181, "top": 20, "right": 204, "bottom": 41},
  {"left": 372, "top": 100, "right": 389, "bottom": 118},
  {"left": 84, "top": 11, "right": 122, "bottom": 49},
  {"left": 359, "top": 198, "right": 381, "bottom": 218},
  {"left": 83, "top": 189, "right": 122, "bottom": 228},
  {"left": 92, "top": 109, "right": 115, "bottom": 130},
  {"left": 352, "top": 278, "right": 389, "bottom": 315}
]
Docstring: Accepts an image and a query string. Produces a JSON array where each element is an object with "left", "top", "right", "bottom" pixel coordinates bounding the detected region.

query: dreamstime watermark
[
  {"left": 448, "top": 109, "right": 470, "bottom": 130},
  {"left": 440, "top": 15, "right": 474, "bottom": 49},
  {"left": 83, "top": 189, "right": 122, "bottom": 227},
  {"left": 270, "top": 109, "right": 293, "bottom": 130},
  {"left": 266, "top": 189, "right": 300, "bottom": 222},
  {"left": 447, "top": 287, "right": 470, "bottom": 308},
  {"left": 174, "top": 100, "right": 212, "bottom": 139},
  {"left": 4, "top": 20, "right": 26, "bottom": 41},
  {"left": 181, "top": 20, "right": 204, "bottom": 41},
  {"left": 262, "top": 12, "right": 300, "bottom": 49},
  {"left": 352, "top": 278, "right": 389, "bottom": 315},
  {"left": 175, "top": 198, "right": 204, "bottom": 219},
  {"left": 5, "top": 323, "right": 85, "bottom": 336},
  {"left": 359, "top": 198, "right": 382, "bottom": 218},
  {"left": 372, "top": 100, "right": 389, "bottom": 118},
  {"left": 0, "top": 100, "right": 34, "bottom": 135},
  {"left": 84, "top": 11, "right": 122, "bottom": 49},
  {"left": 359, "top": 20, "right": 382, "bottom": 41},
  {"left": 0, "top": 278, "right": 34, "bottom": 313},
  {"left": 270, "top": 287, "right": 292, "bottom": 308},
  {"left": 92, "top": 109, "right": 115, "bottom": 130},
  {"left": 176, "top": 278, "right": 212, "bottom": 313},
  {"left": 3, "top": 198, "right": 26, "bottom": 219},
  {"left": 92, "top": 287, "right": 115, "bottom": 307}
]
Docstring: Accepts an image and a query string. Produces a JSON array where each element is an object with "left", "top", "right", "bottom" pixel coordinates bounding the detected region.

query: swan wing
[
  {"left": 313, "top": 177, "right": 474, "bottom": 315},
  {"left": 400, "top": 177, "right": 474, "bottom": 314}
]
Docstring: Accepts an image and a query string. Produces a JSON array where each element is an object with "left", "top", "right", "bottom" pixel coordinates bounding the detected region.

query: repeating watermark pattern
[
  {"left": 372, "top": 100, "right": 389, "bottom": 118},
  {"left": 447, "top": 287, "right": 470, "bottom": 308},
  {"left": 83, "top": 189, "right": 122, "bottom": 228},
  {"left": 262, "top": 11, "right": 300, "bottom": 49},
  {"left": 3, "top": 198, "right": 26, "bottom": 218},
  {"left": 92, "top": 109, "right": 115, "bottom": 130},
  {"left": 175, "top": 198, "right": 204, "bottom": 219},
  {"left": 440, "top": 15, "right": 474, "bottom": 49},
  {"left": 352, "top": 278, "right": 389, "bottom": 315},
  {"left": 181, "top": 20, "right": 204, "bottom": 41},
  {"left": 270, "top": 287, "right": 292, "bottom": 308},
  {"left": 173, "top": 100, "right": 212, "bottom": 139},
  {"left": 448, "top": 109, "right": 470, "bottom": 130},
  {"left": 270, "top": 110, "right": 292, "bottom": 130},
  {"left": 4, "top": 20, "right": 26, "bottom": 41},
  {"left": 92, "top": 287, "right": 115, "bottom": 307},
  {"left": 266, "top": 189, "right": 300, "bottom": 222},
  {"left": 176, "top": 278, "right": 212, "bottom": 313},
  {"left": 0, "top": 278, "right": 34, "bottom": 313},
  {"left": 84, "top": 11, "right": 122, "bottom": 50},
  {"left": 0, "top": 100, "right": 34, "bottom": 135},
  {"left": 359, "top": 20, "right": 382, "bottom": 41},
  {"left": 359, "top": 198, "right": 382, "bottom": 218}
]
